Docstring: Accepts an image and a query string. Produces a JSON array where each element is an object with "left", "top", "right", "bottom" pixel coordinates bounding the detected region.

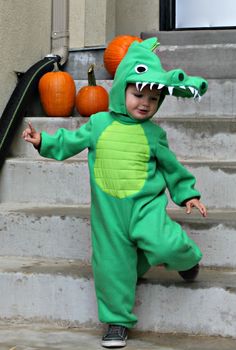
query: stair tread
[
  {"left": 0, "top": 203, "right": 235, "bottom": 223},
  {"left": 5, "top": 155, "right": 236, "bottom": 167},
  {"left": 0, "top": 256, "right": 236, "bottom": 291},
  {"left": 0, "top": 323, "right": 235, "bottom": 350}
]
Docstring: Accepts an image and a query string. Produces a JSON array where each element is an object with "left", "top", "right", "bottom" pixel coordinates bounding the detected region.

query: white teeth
[
  {"left": 194, "top": 89, "right": 198, "bottom": 98},
  {"left": 140, "top": 82, "right": 148, "bottom": 91},
  {"left": 189, "top": 87, "right": 195, "bottom": 95},
  {"left": 168, "top": 86, "right": 174, "bottom": 95},
  {"left": 180, "top": 85, "right": 186, "bottom": 89},
  {"left": 136, "top": 82, "right": 141, "bottom": 91},
  {"left": 158, "top": 84, "right": 165, "bottom": 89},
  {"left": 150, "top": 83, "right": 155, "bottom": 90}
]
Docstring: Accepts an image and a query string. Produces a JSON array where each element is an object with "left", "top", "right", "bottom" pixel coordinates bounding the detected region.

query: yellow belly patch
[{"left": 94, "top": 121, "right": 149, "bottom": 198}]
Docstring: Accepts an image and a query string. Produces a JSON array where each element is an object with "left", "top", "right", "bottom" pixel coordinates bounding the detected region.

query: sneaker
[
  {"left": 101, "top": 324, "right": 128, "bottom": 348},
  {"left": 178, "top": 263, "right": 199, "bottom": 282}
]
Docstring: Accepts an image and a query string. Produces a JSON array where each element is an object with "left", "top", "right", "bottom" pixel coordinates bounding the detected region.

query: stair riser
[
  {"left": 0, "top": 159, "right": 234, "bottom": 208},
  {"left": 65, "top": 41, "right": 236, "bottom": 80},
  {"left": 12, "top": 117, "right": 235, "bottom": 161},
  {"left": 0, "top": 160, "right": 90, "bottom": 205},
  {"left": 11, "top": 117, "right": 87, "bottom": 159},
  {"left": 26, "top": 79, "right": 236, "bottom": 119},
  {"left": 136, "top": 284, "right": 236, "bottom": 337},
  {"left": 158, "top": 79, "right": 236, "bottom": 118},
  {"left": 0, "top": 211, "right": 235, "bottom": 268},
  {"left": 159, "top": 119, "right": 236, "bottom": 161},
  {"left": 0, "top": 272, "right": 235, "bottom": 338},
  {"left": 141, "top": 30, "right": 236, "bottom": 46},
  {"left": 74, "top": 79, "right": 236, "bottom": 118},
  {"left": 179, "top": 164, "right": 235, "bottom": 209},
  {"left": 156, "top": 45, "right": 236, "bottom": 79},
  {"left": 0, "top": 212, "right": 91, "bottom": 261}
]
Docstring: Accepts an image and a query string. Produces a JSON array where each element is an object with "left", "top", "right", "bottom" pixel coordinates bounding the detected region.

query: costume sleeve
[
  {"left": 39, "top": 119, "right": 92, "bottom": 161},
  {"left": 156, "top": 128, "right": 200, "bottom": 206}
]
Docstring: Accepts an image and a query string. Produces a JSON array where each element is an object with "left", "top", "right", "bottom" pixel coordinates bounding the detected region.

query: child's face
[{"left": 125, "top": 84, "right": 161, "bottom": 121}]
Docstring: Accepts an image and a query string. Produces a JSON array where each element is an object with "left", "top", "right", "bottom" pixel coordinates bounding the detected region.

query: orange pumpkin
[
  {"left": 76, "top": 65, "right": 109, "bottom": 118},
  {"left": 39, "top": 70, "right": 76, "bottom": 117},
  {"left": 104, "top": 35, "right": 143, "bottom": 76}
]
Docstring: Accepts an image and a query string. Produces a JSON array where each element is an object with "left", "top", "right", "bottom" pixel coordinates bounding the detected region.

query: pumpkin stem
[{"left": 88, "top": 64, "right": 96, "bottom": 86}]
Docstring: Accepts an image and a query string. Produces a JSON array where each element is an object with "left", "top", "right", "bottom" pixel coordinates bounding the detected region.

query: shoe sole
[{"left": 101, "top": 338, "right": 127, "bottom": 348}]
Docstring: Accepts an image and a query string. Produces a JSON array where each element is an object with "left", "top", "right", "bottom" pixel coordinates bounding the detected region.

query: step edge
[
  {"left": 0, "top": 256, "right": 235, "bottom": 290},
  {"left": 0, "top": 203, "right": 235, "bottom": 223}
]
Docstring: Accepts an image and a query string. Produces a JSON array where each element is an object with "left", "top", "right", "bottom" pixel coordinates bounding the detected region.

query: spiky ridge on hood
[{"left": 109, "top": 37, "right": 208, "bottom": 116}]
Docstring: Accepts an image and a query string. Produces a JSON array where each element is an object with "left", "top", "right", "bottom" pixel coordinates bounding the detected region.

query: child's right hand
[{"left": 22, "top": 122, "right": 41, "bottom": 148}]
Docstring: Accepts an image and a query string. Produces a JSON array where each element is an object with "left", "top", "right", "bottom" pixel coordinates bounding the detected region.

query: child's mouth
[{"left": 138, "top": 109, "right": 148, "bottom": 115}]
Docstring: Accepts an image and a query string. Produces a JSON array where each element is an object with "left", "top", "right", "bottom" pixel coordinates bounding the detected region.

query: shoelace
[{"left": 107, "top": 325, "right": 123, "bottom": 336}]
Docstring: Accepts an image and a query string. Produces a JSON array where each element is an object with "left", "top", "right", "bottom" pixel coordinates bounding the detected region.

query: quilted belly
[{"left": 94, "top": 121, "right": 150, "bottom": 198}]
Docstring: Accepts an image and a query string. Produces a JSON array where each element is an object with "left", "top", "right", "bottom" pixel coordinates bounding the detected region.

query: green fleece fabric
[{"left": 40, "top": 38, "right": 207, "bottom": 328}]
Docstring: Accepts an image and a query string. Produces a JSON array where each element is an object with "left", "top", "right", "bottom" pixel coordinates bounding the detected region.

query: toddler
[{"left": 23, "top": 38, "right": 207, "bottom": 348}]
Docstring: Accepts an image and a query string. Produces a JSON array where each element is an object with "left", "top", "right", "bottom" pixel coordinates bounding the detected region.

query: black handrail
[{"left": 0, "top": 55, "right": 61, "bottom": 169}]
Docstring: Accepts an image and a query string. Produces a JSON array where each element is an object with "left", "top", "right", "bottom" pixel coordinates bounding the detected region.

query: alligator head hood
[{"left": 109, "top": 37, "right": 208, "bottom": 117}]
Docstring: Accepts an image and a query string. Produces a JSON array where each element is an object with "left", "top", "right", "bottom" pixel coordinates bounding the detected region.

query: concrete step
[
  {"left": 64, "top": 47, "right": 111, "bottom": 80},
  {"left": 0, "top": 256, "right": 235, "bottom": 338},
  {"left": 12, "top": 116, "right": 236, "bottom": 161},
  {"left": 27, "top": 78, "right": 236, "bottom": 119},
  {"left": 73, "top": 79, "right": 236, "bottom": 118},
  {"left": 141, "top": 30, "right": 236, "bottom": 46},
  {"left": 0, "top": 203, "right": 235, "bottom": 268},
  {"left": 11, "top": 117, "right": 88, "bottom": 159},
  {"left": 158, "top": 117, "right": 236, "bottom": 161},
  {"left": 1, "top": 324, "right": 236, "bottom": 350},
  {"left": 141, "top": 30, "right": 236, "bottom": 79},
  {"left": 0, "top": 158, "right": 90, "bottom": 205},
  {"left": 178, "top": 160, "right": 236, "bottom": 209},
  {"left": 0, "top": 157, "right": 234, "bottom": 208}
]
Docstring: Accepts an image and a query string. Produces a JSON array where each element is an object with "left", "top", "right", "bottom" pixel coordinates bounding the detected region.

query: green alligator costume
[{"left": 40, "top": 38, "right": 208, "bottom": 328}]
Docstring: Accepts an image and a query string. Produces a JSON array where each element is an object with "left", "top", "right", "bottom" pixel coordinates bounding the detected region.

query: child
[{"left": 23, "top": 38, "right": 207, "bottom": 348}]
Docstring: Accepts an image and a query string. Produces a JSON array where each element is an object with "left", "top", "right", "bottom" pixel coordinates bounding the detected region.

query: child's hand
[
  {"left": 22, "top": 122, "right": 41, "bottom": 148},
  {"left": 185, "top": 198, "right": 207, "bottom": 217}
]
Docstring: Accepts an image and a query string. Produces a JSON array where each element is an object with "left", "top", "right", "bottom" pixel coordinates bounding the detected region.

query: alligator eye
[
  {"left": 178, "top": 73, "right": 184, "bottom": 81},
  {"left": 201, "top": 82, "right": 207, "bottom": 90},
  {"left": 135, "top": 64, "right": 148, "bottom": 74}
]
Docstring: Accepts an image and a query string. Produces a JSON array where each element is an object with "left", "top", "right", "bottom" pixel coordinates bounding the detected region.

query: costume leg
[
  {"left": 137, "top": 248, "right": 151, "bottom": 278},
  {"left": 131, "top": 193, "right": 202, "bottom": 271},
  {"left": 91, "top": 197, "right": 138, "bottom": 328}
]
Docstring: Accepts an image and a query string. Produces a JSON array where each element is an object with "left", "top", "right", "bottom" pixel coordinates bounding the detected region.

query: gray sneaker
[{"left": 101, "top": 325, "right": 128, "bottom": 348}]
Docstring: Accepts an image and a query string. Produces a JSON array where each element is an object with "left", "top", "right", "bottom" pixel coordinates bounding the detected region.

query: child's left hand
[{"left": 185, "top": 198, "right": 207, "bottom": 217}]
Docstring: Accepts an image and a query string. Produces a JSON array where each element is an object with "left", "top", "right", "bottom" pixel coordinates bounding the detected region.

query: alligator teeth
[
  {"left": 150, "top": 83, "right": 155, "bottom": 90},
  {"left": 198, "top": 95, "right": 202, "bottom": 102},
  {"left": 189, "top": 87, "right": 195, "bottom": 95},
  {"left": 180, "top": 85, "right": 186, "bottom": 89},
  {"left": 140, "top": 82, "right": 148, "bottom": 91},
  {"left": 157, "top": 84, "right": 165, "bottom": 89},
  {"left": 168, "top": 86, "right": 174, "bottom": 95},
  {"left": 136, "top": 82, "right": 142, "bottom": 91},
  {"left": 194, "top": 89, "right": 199, "bottom": 98}
]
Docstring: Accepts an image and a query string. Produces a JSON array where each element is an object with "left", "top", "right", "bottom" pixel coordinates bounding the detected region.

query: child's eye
[{"left": 134, "top": 93, "right": 142, "bottom": 98}]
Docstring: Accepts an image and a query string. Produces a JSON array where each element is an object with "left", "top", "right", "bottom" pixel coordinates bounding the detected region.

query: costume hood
[{"left": 109, "top": 37, "right": 208, "bottom": 116}]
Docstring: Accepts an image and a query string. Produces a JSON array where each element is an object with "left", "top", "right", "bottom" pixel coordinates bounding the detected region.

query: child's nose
[{"left": 142, "top": 97, "right": 149, "bottom": 106}]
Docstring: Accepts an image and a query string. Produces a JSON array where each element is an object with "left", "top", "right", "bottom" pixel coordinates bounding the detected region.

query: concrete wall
[
  {"left": 69, "top": 0, "right": 160, "bottom": 48},
  {"left": 69, "top": 0, "right": 86, "bottom": 49},
  {"left": 0, "top": 0, "right": 160, "bottom": 115},
  {"left": 116, "top": 0, "right": 159, "bottom": 37},
  {"left": 0, "top": 0, "right": 51, "bottom": 115}
]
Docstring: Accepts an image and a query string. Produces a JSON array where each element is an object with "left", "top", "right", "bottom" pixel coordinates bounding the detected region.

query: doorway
[{"left": 160, "top": 0, "right": 236, "bottom": 30}]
